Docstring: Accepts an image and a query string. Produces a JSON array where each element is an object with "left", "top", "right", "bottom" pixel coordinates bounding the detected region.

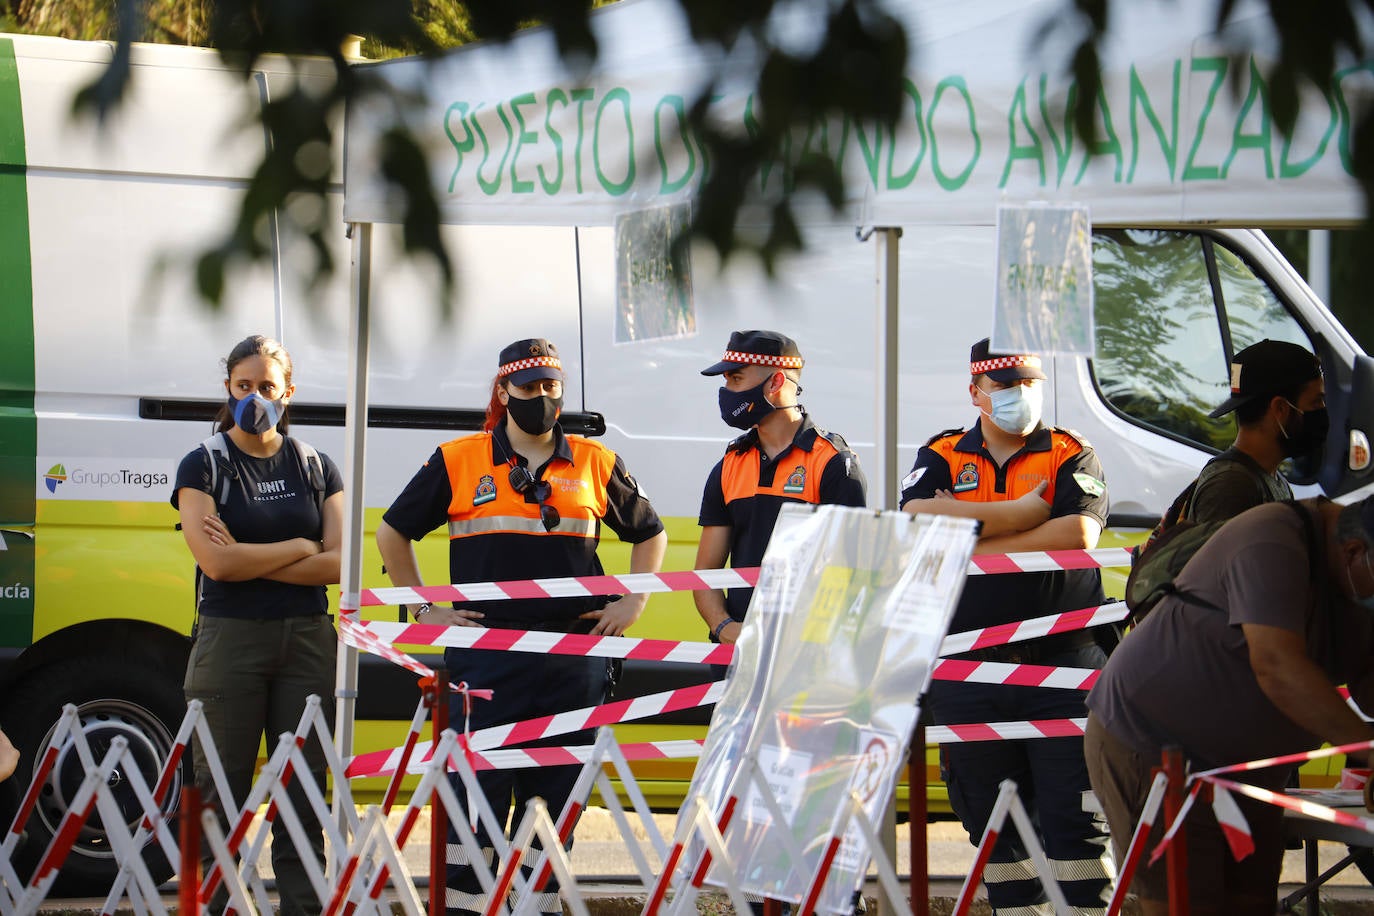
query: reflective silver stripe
[
  {"left": 1049, "top": 855, "right": 1113, "bottom": 882},
  {"left": 994, "top": 906, "right": 1055, "bottom": 916},
  {"left": 447, "top": 843, "right": 495, "bottom": 867},
  {"left": 447, "top": 889, "right": 488, "bottom": 911},
  {"left": 983, "top": 858, "right": 1037, "bottom": 883},
  {"left": 511, "top": 889, "right": 562, "bottom": 914},
  {"left": 448, "top": 516, "right": 597, "bottom": 537}
]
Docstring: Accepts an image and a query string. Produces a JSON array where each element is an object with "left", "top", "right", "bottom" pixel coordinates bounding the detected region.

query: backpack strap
[
  {"left": 285, "top": 436, "right": 328, "bottom": 527},
  {"left": 199, "top": 433, "right": 236, "bottom": 511}
]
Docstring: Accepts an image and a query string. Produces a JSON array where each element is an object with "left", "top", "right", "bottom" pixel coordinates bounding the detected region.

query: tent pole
[
  {"left": 873, "top": 226, "right": 901, "bottom": 511},
  {"left": 333, "top": 221, "right": 373, "bottom": 835},
  {"left": 873, "top": 225, "right": 903, "bottom": 916}
]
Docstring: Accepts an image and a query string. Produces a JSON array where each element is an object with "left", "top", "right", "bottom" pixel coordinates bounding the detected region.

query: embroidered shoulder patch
[
  {"left": 901, "top": 466, "right": 926, "bottom": 491},
  {"left": 1072, "top": 472, "right": 1105, "bottom": 497}
]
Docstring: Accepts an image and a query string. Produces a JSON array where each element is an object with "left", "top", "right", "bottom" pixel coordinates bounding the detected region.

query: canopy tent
[
  {"left": 334, "top": 0, "right": 1373, "bottom": 795},
  {"left": 344, "top": 0, "right": 1372, "bottom": 229}
]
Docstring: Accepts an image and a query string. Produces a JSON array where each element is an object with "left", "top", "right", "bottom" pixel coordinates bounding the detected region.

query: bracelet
[
  {"left": 711, "top": 618, "right": 735, "bottom": 641},
  {"left": 410, "top": 602, "right": 433, "bottom": 620}
]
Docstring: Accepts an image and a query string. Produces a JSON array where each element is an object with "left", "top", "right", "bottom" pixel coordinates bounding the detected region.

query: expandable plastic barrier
[{"left": 1, "top": 540, "right": 1142, "bottom": 914}]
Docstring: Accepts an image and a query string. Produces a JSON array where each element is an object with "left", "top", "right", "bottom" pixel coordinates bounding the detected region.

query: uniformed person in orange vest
[
  {"left": 695, "top": 330, "right": 867, "bottom": 647},
  {"left": 376, "top": 337, "right": 667, "bottom": 916},
  {"left": 900, "top": 338, "right": 1112, "bottom": 915}
]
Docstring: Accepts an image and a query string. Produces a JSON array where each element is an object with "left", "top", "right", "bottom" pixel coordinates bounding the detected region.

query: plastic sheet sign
[
  {"left": 682, "top": 505, "right": 979, "bottom": 914},
  {"left": 992, "top": 202, "right": 1094, "bottom": 358},
  {"left": 614, "top": 203, "right": 696, "bottom": 344}
]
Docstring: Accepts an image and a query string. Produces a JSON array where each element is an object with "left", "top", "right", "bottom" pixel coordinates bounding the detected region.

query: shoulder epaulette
[
  {"left": 924, "top": 427, "right": 965, "bottom": 447},
  {"left": 726, "top": 430, "right": 758, "bottom": 454},
  {"left": 567, "top": 433, "right": 610, "bottom": 452},
  {"left": 813, "top": 427, "right": 854, "bottom": 453},
  {"left": 1052, "top": 426, "right": 1091, "bottom": 448}
]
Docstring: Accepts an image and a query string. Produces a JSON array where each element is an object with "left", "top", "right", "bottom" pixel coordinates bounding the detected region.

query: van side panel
[{"left": 0, "top": 37, "right": 37, "bottom": 649}]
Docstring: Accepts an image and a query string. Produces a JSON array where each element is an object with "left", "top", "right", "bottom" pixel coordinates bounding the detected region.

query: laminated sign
[
  {"left": 992, "top": 202, "right": 1094, "bottom": 358},
  {"left": 614, "top": 203, "right": 695, "bottom": 343},
  {"left": 681, "top": 505, "right": 978, "bottom": 913}
]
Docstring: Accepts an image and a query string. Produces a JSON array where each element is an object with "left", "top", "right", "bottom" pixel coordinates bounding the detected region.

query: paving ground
[{"left": 30, "top": 807, "right": 1374, "bottom": 914}]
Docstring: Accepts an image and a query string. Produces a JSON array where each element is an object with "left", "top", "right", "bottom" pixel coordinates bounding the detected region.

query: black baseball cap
[
  {"left": 701, "top": 330, "right": 805, "bottom": 376},
  {"left": 1207, "top": 340, "right": 1322, "bottom": 419},
  {"left": 969, "top": 338, "right": 1046, "bottom": 383},
  {"left": 497, "top": 338, "right": 564, "bottom": 386}
]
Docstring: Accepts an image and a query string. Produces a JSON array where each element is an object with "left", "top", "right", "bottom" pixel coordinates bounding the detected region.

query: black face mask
[
  {"left": 506, "top": 393, "right": 562, "bottom": 435},
  {"left": 718, "top": 379, "right": 775, "bottom": 430},
  {"left": 1281, "top": 402, "right": 1330, "bottom": 459}
]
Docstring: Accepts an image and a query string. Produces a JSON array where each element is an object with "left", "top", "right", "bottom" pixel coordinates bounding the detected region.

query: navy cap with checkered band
[
  {"left": 701, "top": 330, "right": 805, "bottom": 376},
  {"left": 969, "top": 337, "right": 1046, "bottom": 383},
  {"left": 497, "top": 338, "right": 564, "bottom": 386}
]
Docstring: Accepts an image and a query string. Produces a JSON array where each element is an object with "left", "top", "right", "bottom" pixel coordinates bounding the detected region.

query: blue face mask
[
  {"left": 718, "top": 379, "right": 775, "bottom": 430},
  {"left": 980, "top": 383, "right": 1043, "bottom": 436},
  {"left": 228, "top": 392, "right": 283, "bottom": 434}
]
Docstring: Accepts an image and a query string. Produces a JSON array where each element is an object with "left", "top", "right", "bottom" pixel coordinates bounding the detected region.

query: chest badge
[
  {"left": 783, "top": 465, "right": 807, "bottom": 494},
  {"left": 953, "top": 462, "right": 980, "bottom": 493},
  {"left": 473, "top": 474, "right": 497, "bottom": 506}
]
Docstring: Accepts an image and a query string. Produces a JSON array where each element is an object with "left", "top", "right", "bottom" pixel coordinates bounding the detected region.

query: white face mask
[{"left": 980, "top": 383, "right": 1043, "bottom": 436}]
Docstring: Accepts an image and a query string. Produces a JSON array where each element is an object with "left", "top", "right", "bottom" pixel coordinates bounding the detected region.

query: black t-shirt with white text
[{"left": 172, "top": 434, "right": 343, "bottom": 619}]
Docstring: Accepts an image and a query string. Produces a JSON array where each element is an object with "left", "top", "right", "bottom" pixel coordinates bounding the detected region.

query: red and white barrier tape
[
  {"left": 1206, "top": 775, "right": 1374, "bottom": 838},
  {"left": 360, "top": 569, "right": 760, "bottom": 607},
  {"left": 342, "top": 620, "right": 1100, "bottom": 690},
  {"left": 1148, "top": 738, "right": 1374, "bottom": 865},
  {"left": 345, "top": 619, "right": 734, "bottom": 665},
  {"left": 966, "top": 547, "right": 1132, "bottom": 575},
  {"left": 928, "top": 718, "right": 1087, "bottom": 744},
  {"left": 338, "top": 616, "right": 437, "bottom": 680},
  {"left": 347, "top": 681, "right": 725, "bottom": 778},
  {"left": 1193, "top": 737, "right": 1374, "bottom": 780},
  {"left": 940, "top": 603, "right": 1128, "bottom": 655},
  {"left": 349, "top": 738, "right": 708, "bottom": 778},
  {"left": 349, "top": 715, "right": 1090, "bottom": 777},
  {"left": 358, "top": 548, "right": 1133, "bottom": 608}
]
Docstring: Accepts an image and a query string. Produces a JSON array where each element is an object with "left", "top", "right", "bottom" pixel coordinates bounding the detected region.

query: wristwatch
[
  {"left": 711, "top": 618, "right": 735, "bottom": 641},
  {"left": 406, "top": 602, "right": 433, "bottom": 620}
]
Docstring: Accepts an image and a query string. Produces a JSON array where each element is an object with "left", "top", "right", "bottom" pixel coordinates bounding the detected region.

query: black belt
[{"left": 953, "top": 630, "right": 1099, "bottom": 665}]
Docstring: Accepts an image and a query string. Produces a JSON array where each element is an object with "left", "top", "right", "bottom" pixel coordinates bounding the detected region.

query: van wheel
[{"left": 0, "top": 658, "right": 188, "bottom": 897}]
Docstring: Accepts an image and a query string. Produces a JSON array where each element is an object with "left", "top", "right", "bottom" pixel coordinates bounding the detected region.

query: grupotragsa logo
[{"left": 43, "top": 464, "right": 67, "bottom": 494}]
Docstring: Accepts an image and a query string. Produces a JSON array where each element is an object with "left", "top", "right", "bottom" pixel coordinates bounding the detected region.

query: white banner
[{"left": 344, "top": 0, "right": 1374, "bottom": 228}]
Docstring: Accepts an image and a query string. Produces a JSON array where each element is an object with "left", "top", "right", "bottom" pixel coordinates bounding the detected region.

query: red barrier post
[
  {"left": 180, "top": 785, "right": 202, "bottom": 916},
  {"left": 909, "top": 739, "right": 928, "bottom": 916},
  {"left": 428, "top": 669, "right": 450, "bottom": 916},
  {"left": 1161, "top": 747, "right": 1189, "bottom": 916}
]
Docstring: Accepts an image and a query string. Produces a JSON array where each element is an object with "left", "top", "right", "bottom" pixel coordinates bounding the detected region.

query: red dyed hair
[{"left": 482, "top": 377, "right": 507, "bottom": 432}]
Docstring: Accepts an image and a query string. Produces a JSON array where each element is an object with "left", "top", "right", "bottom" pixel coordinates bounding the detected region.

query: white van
[{"left": 3, "top": 30, "right": 1372, "bottom": 893}]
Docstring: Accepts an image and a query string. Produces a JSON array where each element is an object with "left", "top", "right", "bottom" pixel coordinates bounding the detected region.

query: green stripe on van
[{"left": 0, "top": 36, "right": 37, "bottom": 646}]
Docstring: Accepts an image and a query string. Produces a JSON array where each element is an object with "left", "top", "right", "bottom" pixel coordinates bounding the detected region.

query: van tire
[{"left": 0, "top": 658, "right": 188, "bottom": 897}]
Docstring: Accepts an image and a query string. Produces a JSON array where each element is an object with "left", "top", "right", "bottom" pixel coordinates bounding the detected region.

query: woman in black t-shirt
[{"left": 172, "top": 335, "right": 343, "bottom": 916}]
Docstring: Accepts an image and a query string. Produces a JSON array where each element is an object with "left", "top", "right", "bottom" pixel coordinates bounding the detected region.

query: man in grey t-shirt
[{"left": 1086, "top": 497, "right": 1374, "bottom": 915}]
